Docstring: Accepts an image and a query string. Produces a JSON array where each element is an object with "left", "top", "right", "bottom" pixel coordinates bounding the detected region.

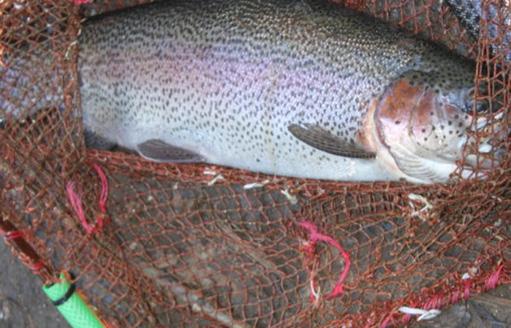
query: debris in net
[
  {"left": 280, "top": 188, "right": 298, "bottom": 205},
  {"left": 398, "top": 306, "right": 441, "bottom": 321},
  {"left": 64, "top": 40, "right": 78, "bottom": 60},
  {"left": 128, "top": 242, "right": 138, "bottom": 251},
  {"left": 243, "top": 179, "right": 270, "bottom": 190},
  {"left": 491, "top": 196, "right": 503, "bottom": 205},
  {"left": 467, "top": 266, "right": 479, "bottom": 278},
  {"left": 473, "top": 112, "right": 505, "bottom": 131},
  {"left": 242, "top": 182, "right": 264, "bottom": 190},
  {"left": 478, "top": 143, "right": 492, "bottom": 153},
  {"left": 207, "top": 174, "right": 224, "bottom": 186},
  {"left": 408, "top": 193, "right": 433, "bottom": 219},
  {"left": 203, "top": 168, "right": 217, "bottom": 176},
  {"left": 309, "top": 273, "right": 321, "bottom": 307},
  {"left": 13, "top": 2, "right": 24, "bottom": 10}
]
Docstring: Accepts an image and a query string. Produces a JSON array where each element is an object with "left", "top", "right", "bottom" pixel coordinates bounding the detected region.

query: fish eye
[
  {"left": 475, "top": 99, "right": 490, "bottom": 113},
  {"left": 463, "top": 88, "right": 489, "bottom": 114}
]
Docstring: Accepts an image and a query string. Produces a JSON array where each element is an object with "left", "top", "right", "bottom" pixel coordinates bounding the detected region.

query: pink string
[
  {"left": 71, "top": 0, "right": 91, "bottom": 4},
  {"left": 463, "top": 278, "right": 472, "bottom": 300},
  {"left": 298, "top": 221, "right": 351, "bottom": 300},
  {"left": 5, "top": 230, "right": 24, "bottom": 240},
  {"left": 450, "top": 290, "right": 461, "bottom": 304},
  {"left": 378, "top": 313, "right": 393, "bottom": 328},
  {"left": 66, "top": 164, "right": 109, "bottom": 235},
  {"left": 423, "top": 294, "right": 442, "bottom": 310},
  {"left": 93, "top": 163, "right": 109, "bottom": 214},
  {"left": 485, "top": 264, "right": 503, "bottom": 290},
  {"left": 400, "top": 313, "right": 412, "bottom": 324}
]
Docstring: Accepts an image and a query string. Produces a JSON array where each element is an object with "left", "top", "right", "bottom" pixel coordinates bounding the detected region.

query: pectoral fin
[
  {"left": 137, "top": 139, "right": 204, "bottom": 163},
  {"left": 288, "top": 123, "right": 375, "bottom": 159}
]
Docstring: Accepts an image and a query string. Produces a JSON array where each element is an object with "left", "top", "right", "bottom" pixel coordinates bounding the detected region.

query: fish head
[{"left": 373, "top": 70, "right": 503, "bottom": 183}]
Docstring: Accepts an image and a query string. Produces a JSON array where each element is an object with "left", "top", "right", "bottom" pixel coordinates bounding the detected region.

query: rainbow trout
[{"left": 2, "top": 0, "right": 497, "bottom": 183}]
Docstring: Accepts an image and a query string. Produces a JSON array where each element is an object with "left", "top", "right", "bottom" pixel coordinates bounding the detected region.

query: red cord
[
  {"left": 66, "top": 163, "right": 109, "bottom": 235},
  {"left": 485, "top": 264, "right": 503, "bottom": 290},
  {"left": 5, "top": 230, "right": 24, "bottom": 240},
  {"left": 298, "top": 221, "right": 351, "bottom": 300},
  {"left": 71, "top": 0, "right": 91, "bottom": 4}
]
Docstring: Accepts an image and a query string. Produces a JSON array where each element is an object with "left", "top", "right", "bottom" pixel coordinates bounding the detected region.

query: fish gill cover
[{"left": 0, "top": 0, "right": 509, "bottom": 327}]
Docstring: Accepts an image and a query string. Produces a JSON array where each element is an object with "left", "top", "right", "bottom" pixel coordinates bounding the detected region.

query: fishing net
[{"left": 0, "top": 0, "right": 509, "bottom": 327}]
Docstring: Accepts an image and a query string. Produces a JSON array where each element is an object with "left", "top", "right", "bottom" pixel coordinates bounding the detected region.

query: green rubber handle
[{"left": 43, "top": 273, "right": 104, "bottom": 328}]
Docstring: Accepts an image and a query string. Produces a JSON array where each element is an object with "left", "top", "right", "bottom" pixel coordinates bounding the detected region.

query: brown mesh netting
[{"left": 1, "top": 0, "right": 510, "bottom": 327}]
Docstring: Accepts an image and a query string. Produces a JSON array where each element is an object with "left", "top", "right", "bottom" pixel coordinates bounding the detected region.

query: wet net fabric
[{"left": 0, "top": 0, "right": 510, "bottom": 327}]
